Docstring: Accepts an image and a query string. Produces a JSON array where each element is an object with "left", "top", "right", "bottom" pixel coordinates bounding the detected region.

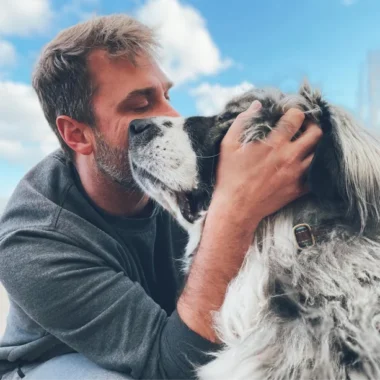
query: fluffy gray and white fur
[{"left": 128, "top": 82, "right": 380, "bottom": 380}]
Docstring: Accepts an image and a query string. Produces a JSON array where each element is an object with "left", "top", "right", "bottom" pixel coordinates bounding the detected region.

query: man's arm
[
  {"left": 0, "top": 228, "right": 218, "bottom": 380},
  {"left": 178, "top": 102, "right": 323, "bottom": 342}
]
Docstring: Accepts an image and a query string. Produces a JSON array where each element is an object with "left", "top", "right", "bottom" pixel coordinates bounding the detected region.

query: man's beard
[{"left": 93, "top": 131, "right": 138, "bottom": 191}]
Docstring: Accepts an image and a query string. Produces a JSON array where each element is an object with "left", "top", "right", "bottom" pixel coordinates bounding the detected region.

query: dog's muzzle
[
  {"left": 129, "top": 118, "right": 162, "bottom": 150},
  {"left": 129, "top": 119, "right": 154, "bottom": 135}
]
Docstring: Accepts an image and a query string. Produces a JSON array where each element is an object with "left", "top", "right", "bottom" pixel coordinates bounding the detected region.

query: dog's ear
[
  {"left": 307, "top": 98, "right": 380, "bottom": 229},
  {"left": 306, "top": 122, "right": 346, "bottom": 204},
  {"left": 300, "top": 82, "right": 346, "bottom": 204},
  {"left": 298, "top": 80, "right": 322, "bottom": 106},
  {"left": 298, "top": 80, "right": 315, "bottom": 100},
  {"left": 281, "top": 82, "right": 348, "bottom": 209}
]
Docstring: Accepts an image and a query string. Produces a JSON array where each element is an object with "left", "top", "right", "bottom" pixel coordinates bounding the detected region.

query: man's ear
[{"left": 56, "top": 116, "right": 94, "bottom": 156}]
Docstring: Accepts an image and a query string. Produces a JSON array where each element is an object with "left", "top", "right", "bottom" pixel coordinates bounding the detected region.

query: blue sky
[{"left": 0, "top": 0, "right": 379, "bottom": 212}]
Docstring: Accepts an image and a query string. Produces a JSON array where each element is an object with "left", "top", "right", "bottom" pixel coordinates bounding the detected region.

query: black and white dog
[{"left": 128, "top": 83, "right": 380, "bottom": 380}]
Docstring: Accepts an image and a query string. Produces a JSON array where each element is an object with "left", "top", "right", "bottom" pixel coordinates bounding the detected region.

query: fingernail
[{"left": 249, "top": 100, "right": 262, "bottom": 112}]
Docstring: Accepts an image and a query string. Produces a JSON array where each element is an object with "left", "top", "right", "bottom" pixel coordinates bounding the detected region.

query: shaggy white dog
[{"left": 128, "top": 83, "right": 380, "bottom": 380}]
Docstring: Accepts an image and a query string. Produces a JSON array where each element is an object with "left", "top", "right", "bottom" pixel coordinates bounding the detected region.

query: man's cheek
[{"left": 109, "top": 118, "right": 131, "bottom": 148}]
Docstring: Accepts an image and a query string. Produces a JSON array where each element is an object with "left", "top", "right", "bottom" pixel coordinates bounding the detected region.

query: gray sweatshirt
[{"left": 0, "top": 150, "right": 221, "bottom": 379}]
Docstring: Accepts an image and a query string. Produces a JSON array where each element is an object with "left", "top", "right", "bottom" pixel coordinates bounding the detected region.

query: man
[{"left": 0, "top": 14, "right": 322, "bottom": 380}]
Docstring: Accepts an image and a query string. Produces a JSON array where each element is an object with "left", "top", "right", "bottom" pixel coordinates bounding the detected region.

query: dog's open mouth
[
  {"left": 131, "top": 161, "right": 201, "bottom": 223},
  {"left": 175, "top": 191, "right": 201, "bottom": 223}
]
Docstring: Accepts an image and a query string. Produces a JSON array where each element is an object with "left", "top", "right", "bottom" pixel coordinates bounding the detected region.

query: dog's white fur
[
  {"left": 130, "top": 116, "right": 199, "bottom": 228},
  {"left": 130, "top": 85, "right": 380, "bottom": 379}
]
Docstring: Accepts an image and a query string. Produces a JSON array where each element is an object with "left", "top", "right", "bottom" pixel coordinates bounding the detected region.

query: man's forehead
[{"left": 87, "top": 49, "right": 172, "bottom": 97}]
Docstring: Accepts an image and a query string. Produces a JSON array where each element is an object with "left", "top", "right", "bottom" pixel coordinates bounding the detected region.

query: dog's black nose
[{"left": 129, "top": 119, "right": 154, "bottom": 135}]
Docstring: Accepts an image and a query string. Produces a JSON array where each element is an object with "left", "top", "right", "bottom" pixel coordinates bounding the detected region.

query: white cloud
[
  {"left": 0, "top": 281, "right": 9, "bottom": 339},
  {"left": 0, "top": 196, "right": 9, "bottom": 216},
  {"left": 190, "top": 81, "right": 255, "bottom": 116},
  {"left": 0, "top": 40, "right": 16, "bottom": 67},
  {"left": 61, "top": 0, "right": 99, "bottom": 22},
  {"left": 0, "top": 81, "right": 59, "bottom": 165},
  {"left": 0, "top": 0, "right": 53, "bottom": 36},
  {"left": 136, "top": 0, "right": 232, "bottom": 85},
  {"left": 0, "top": 140, "right": 23, "bottom": 160}
]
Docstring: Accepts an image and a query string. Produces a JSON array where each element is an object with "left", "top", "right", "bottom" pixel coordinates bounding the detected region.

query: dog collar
[{"left": 293, "top": 223, "right": 331, "bottom": 250}]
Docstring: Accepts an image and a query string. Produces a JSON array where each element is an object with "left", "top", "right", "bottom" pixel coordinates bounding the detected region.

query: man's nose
[
  {"left": 168, "top": 106, "right": 180, "bottom": 117},
  {"left": 129, "top": 119, "right": 154, "bottom": 136},
  {"left": 163, "top": 101, "right": 180, "bottom": 117}
]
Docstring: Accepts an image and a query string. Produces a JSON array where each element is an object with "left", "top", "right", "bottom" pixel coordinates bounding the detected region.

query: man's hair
[{"left": 32, "top": 14, "right": 159, "bottom": 160}]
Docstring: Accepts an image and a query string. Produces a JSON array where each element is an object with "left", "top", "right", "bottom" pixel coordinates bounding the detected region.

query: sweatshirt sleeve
[{"left": 0, "top": 228, "right": 221, "bottom": 379}]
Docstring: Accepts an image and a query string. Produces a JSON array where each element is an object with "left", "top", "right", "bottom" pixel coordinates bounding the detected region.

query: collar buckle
[{"left": 293, "top": 223, "right": 316, "bottom": 250}]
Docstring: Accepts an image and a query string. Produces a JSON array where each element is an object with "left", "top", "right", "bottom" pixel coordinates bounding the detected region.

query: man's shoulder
[
  {"left": 0, "top": 150, "right": 127, "bottom": 274},
  {"left": 0, "top": 150, "right": 75, "bottom": 238}
]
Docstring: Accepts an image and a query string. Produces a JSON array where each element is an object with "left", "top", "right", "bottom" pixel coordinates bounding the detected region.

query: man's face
[{"left": 87, "top": 50, "right": 179, "bottom": 189}]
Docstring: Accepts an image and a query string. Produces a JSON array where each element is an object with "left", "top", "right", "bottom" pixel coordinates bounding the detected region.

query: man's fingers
[
  {"left": 301, "top": 153, "right": 315, "bottom": 171},
  {"left": 293, "top": 123, "right": 323, "bottom": 160},
  {"left": 267, "top": 108, "right": 305, "bottom": 145},
  {"left": 223, "top": 100, "right": 262, "bottom": 147}
]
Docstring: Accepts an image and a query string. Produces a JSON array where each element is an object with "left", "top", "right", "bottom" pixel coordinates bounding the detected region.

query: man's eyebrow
[{"left": 125, "top": 81, "right": 173, "bottom": 100}]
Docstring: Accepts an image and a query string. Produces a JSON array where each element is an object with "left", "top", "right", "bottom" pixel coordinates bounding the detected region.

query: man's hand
[
  {"left": 211, "top": 100, "right": 323, "bottom": 231},
  {"left": 177, "top": 100, "right": 323, "bottom": 343}
]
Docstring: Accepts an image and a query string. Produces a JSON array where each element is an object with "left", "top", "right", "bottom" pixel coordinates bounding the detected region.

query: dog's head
[
  {"left": 128, "top": 83, "right": 380, "bottom": 232},
  {"left": 128, "top": 102, "right": 239, "bottom": 227}
]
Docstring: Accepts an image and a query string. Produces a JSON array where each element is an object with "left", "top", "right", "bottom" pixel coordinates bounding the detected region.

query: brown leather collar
[{"left": 293, "top": 223, "right": 331, "bottom": 250}]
